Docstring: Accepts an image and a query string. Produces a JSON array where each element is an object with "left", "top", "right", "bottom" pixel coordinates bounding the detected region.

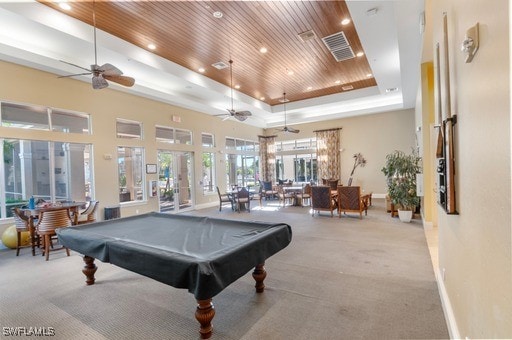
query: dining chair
[
  {"left": 35, "top": 209, "right": 73, "bottom": 261},
  {"left": 235, "top": 187, "right": 251, "bottom": 212},
  {"left": 310, "top": 185, "right": 336, "bottom": 217},
  {"left": 12, "top": 207, "right": 39, "bottom": 256},
  {"left": 300, "top": 183, "right": 312, "bottom": 206},
  {"left": 260, "top": 180, "right": 278, "bottom": 200},
  {"left": 216, "top": 186, "right": 233, "bottom": 211},
  {"left": 337, "top": 186, "right": 364, "bottom": 219},
  {"left": 277, "top": 185, "right": 294, "bottom": 207},
  {"left": 76, "top": 200, "right": 99, "bottom": 224},
  {"left": 250, "top": 184, "right": 263, "bottom": 207}
]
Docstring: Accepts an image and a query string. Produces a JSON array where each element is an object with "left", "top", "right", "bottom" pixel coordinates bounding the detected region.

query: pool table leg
[
  {"left": 195, "top": 298, "right": 215, "bottom": 339},
  {"left": 82, "top": 255, "right": 97, "bottom": 286},
  {"left": 252, "top": 263, "right": 267, "bottom": 293}
]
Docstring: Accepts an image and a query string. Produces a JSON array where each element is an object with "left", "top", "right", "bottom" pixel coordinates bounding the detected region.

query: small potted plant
[{"left": 381, "top": 150, "right": 421, "bottom": 222}]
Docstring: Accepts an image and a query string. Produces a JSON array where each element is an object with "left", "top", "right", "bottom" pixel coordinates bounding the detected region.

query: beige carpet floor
[{"left": 0, "top": 198, "right": 449, "bottom": 339}]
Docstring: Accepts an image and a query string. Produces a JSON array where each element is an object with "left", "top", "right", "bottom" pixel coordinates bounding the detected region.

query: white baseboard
[{"left": 435, "top": 267, "right": 461, "bottom": 339}]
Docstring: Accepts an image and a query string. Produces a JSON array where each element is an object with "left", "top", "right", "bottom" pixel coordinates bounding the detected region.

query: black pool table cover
[{"left": 56, "top": 212, "right": 292, "bottom": 300}]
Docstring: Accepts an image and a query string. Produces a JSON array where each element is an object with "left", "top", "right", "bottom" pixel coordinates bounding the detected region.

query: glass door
[{"left": 157, "top": 150, "right": 194, "bottom": 213}]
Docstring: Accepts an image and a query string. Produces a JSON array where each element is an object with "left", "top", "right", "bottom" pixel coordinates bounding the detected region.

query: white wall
[{"left": 426, "top": 0, "right": 511, "bottom": 337}]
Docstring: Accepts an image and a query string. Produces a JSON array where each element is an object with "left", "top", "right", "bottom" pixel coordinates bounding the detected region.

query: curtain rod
[
  {"left": 258, "top": 135, "right": 278, "bottom": 138},
  {"left": 313, "top": 127, "right": 342, "bottom": 133}
]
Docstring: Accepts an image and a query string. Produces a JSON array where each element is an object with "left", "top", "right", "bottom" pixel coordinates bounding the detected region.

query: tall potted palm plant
[{"left": 381, "top": 150, "right": 421, "bottom": 222}]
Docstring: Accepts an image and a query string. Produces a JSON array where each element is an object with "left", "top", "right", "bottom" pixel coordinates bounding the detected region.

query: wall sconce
[{"left": 461, "top": 23, "right": 479, "bottom": 63}]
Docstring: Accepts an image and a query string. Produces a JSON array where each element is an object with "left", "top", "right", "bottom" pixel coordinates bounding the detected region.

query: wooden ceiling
[{"left": 39, "top": 1, "right": 376, "bottom": 107}]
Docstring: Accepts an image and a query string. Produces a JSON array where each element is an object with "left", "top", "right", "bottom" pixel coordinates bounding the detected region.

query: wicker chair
[
  {"left": 310, "top": 186, "right": 336, "bottom": 217},
  {"left": 216, "top": 186, "right": 233, "bottom": 211},
  {"left": 35, "top": 209, "right": 73, "bottom": 261},
  {"left": 337, "top": 186, "right": 364, "bottom": 219},
  {"left": 12, "top": 207, "right": 39, "bottom": 256},
  {"left": 76, "top": 200, "right": 99, "bottom": 224}
]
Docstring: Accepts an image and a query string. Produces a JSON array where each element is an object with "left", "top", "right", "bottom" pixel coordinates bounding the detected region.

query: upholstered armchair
[
  {"left": 337, "top": 186, "right": 364, "bottom": 219},
  {"left": 277, "top": 185, "right": 294, "bottom": 207},
  {"left": 310, "top": 185, "right": 336, "bottom": 217},
  {"left": 235, "top": 187, "right": 251, "bottom": 212},
  {"left": 216, "top": 186, "right": 233, "bottom": 211}
]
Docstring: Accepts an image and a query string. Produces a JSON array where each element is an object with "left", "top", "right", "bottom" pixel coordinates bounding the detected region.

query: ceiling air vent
[
  {"left": 211, "top": 61, "right": 229, "bottom": 70},
  {"left": 321, "top": 31, "right": 355, "bottom": 62},
  {"left": 298, "top": 30, "right": 316, "bottom": 42},
  {"left": 342, "top": 85, "right": 354, "bottom": 91}
]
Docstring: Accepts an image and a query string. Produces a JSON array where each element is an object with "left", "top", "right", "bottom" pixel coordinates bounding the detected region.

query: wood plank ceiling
[{"left": 39, "top": 1, "right": 376, "bottom": 107}]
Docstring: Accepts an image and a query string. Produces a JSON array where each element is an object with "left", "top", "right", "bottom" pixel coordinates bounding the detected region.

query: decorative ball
[{"left": 1, "top": 225, "right": 30, "bottom": 249}]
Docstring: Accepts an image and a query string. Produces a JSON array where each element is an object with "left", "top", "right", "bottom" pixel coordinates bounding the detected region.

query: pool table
[{"left": 56, "top": 212, "right": 292, "bottom": 338}]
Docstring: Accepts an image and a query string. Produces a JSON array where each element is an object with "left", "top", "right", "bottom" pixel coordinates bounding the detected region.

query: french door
[{"left": 157, "top": 150, "right": 194, "bottom": 213}]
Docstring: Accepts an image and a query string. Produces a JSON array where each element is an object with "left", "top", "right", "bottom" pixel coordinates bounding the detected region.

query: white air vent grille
[
  {"left": 212, "top": 61, "right": 229, "bottom": 70},
  {"left": 298, "top": 30, "right": 316, "bottom": 42},
  {"left": 321, "top": 31, "right": 355, "bottom": 62},
  {"left": 342, "top": 85, "right": 354, "bottom": 91}
]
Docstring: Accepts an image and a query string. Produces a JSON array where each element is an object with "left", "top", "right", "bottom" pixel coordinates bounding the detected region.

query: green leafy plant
[{"left": 381, "top": 150, "right": 421, "bottom": 210}]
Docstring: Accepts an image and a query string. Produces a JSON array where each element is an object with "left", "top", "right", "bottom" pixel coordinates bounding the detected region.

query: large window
[
  {"left": 1, "top": 102, "right": 90, "bottom": 133},
  {"left": 1, "top": 139, "right": 92, "bottom": 218},
  {"left": 275, "top": 138, "right": 317, "bottom": 183},
  {"left": 117, "top": 146, "right": 144, "bottom": 203},
  {"left": 225, "top": 137, "right": 259, "bottom": 189},
  {"left": 156, "top": 126, "right": 192, "bottom": 145},
  {"left": 117, "top": 119, "right": 142, "bottom": 139}
]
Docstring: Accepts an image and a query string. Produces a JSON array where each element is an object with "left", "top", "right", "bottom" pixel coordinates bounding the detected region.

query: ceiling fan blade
[
  {"left": 234, "top": 115, "right": 249, "bottom": 122},
  {"left": 222, "top": 116, "right": 231, "bottom": 121},
  {"left": 59, "top": 60, "right": 92, "bottom": 73},
  {"left": 58, "top": 72, "right": 92, "bottom": 78},
  {"left": 98, "top": 63, "right": 123, "bottom": 76},
  {"left": 288, "top": 127, "right": 300, "bottom": 133},
  {"left": 104, "top": 75, "right": 135, "bottom": 87},
  {"left": 92, "top": 74, "right": 108, "bottom": 89},
  {"left": 235, "top": 110, "right": 252, "bottom": 117}
]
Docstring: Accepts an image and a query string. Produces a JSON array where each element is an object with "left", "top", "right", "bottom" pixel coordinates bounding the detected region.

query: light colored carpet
[{"left": 0, "top": 198, "right": 449, "bottom": 339}]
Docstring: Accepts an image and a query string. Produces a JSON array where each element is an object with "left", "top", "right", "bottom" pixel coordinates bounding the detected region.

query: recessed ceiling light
[
  {"left": 147, "top": 43, "right": 156, "bottom": 50},
  {"left": 287, "top": 69, "right": 294, "bottom": 76},
  {"left": 235, "top": 84, "right": 240, "bottom": 89},
  {"left": 198, "top": 67, "right": 205, "bottom": 73},
  {"left": 259, "top": 47, "right": 268, "bottom": 53},
  {"left": 307, "top": 86, "right": 313, "bottom": 91},
  {"left": 334, "top": 80, "right": 341, "bottom": 84},
  {"left": 59, "top": 2, "right": 71, "bottom": 10},
  {"left": 366, "top": 73, "right": 373, "bottom": 77},
  {"left": 260, "top": 97, "right": 265, "bottom": 101},
  {"left": 341, "top": 18, "right": 351, "bottom": 25},
  {"left": 213, "top": 11, "right": 223, "bottom": 18},
  {"left": 356, "top": 51, "right": 364, "bottom": 57}
]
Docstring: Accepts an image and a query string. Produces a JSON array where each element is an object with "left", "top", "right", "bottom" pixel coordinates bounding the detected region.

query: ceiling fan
[
  {"left": 215, "top": 59, "right": 252, "bottom": 122},
  {"left": 58, "top": 1, "right": 135, "bottom": 90},
  {"left": 276, "top": 92, "right": 300, "bottom": 134}
]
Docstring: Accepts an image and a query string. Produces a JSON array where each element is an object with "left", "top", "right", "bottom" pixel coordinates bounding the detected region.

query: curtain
[
  {"left": 315, "top": 129, "right": 340, "bottom": 182},
  {"left": 259, "top": 135, "right": 276, "bottom": 183}
]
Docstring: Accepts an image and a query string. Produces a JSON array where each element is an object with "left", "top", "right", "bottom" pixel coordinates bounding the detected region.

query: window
[
  {"left": 275, "top": 138, "right": 317, "bottom": 183},
  {"left": 202, "top": 152, "right": 215, "bottom": 194},
  {"left": 1, "top": 102, "right": 90, "bottom": 134},
  {"left": 202, "top": 133, "right": 214, "bottom": 147},
  {"left": 117, "top": 119, "right": 142, "bottom": 139},
  {"left": 225, "top": 137, "right": 260, "bottom": 189},
  {"left": 155, "top": 126, "right": 192, "bottom": 145},
  {"left": 0, "top": 139, "right": 92, "bottom": 218},
  {"left": 117, "top": 146, "right": 144, "bottom": 203}
]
